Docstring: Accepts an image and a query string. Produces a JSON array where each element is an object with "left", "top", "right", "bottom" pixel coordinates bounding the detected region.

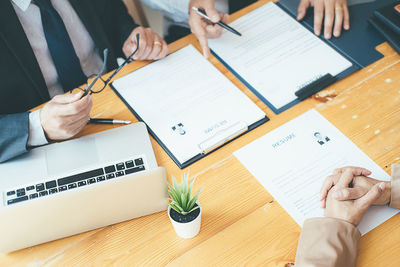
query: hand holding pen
[
  {"left": 189, "top": 0, "right": 230, "bottom": 58},
  {"left": 192, "top": 8, "right": 241, "bottom": 37}
]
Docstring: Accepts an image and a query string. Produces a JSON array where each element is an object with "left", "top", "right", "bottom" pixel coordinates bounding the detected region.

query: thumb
[
  {"left": 204, "top": 1, "right": 220, "bottom": 23},
  {"left": 53, "top": 91, "right": 83, "bottom": 104},
  {"left": 357, "top": 182, "right": 385, "bottom": 210}
]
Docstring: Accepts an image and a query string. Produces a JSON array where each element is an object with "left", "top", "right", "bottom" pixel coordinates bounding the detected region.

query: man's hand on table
[
  {"left": 297, "top": 0, "right": 350, "bottom": 39},
  {"left": 123, "top": 26, "right": 168, "bottom": 60}
]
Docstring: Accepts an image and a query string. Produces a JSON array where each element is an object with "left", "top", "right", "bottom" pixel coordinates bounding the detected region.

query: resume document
[
  {"left": 234, "top": 110, "right": 398, "bottom": 235},
  {"left": 209, "top": 2, "right": 352, "bottom": 111}
]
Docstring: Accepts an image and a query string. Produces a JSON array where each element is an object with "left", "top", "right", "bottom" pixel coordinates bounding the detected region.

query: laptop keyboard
[{"left": 4, "top": 157, "right": 146, "bottom": 206}]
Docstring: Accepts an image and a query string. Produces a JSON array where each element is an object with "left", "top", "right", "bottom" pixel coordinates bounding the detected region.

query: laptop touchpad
[{"left": 46, "top": 137, "right": 99, "bottom": 176}]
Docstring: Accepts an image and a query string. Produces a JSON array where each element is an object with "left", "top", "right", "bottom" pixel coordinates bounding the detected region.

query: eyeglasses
[{"left": 76, "top": 33, "right": 140, "bottom": 97}]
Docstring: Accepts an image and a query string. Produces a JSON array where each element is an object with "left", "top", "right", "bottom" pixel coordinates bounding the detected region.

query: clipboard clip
[
  {"left": 198, "top": 121, "right": 248, "bottom": 155},
  {"left": 295, "top": 73, "right": 337, "bottom": 101}
]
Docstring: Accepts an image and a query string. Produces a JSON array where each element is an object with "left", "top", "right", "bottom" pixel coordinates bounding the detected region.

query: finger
[
  {"left": 191, "top": 19, "right": 210, "bottom": 58},
  {"left": 343, "top": 4, "right": 350, "bottom": 30},
  {"left": 66, "top": 113, "right": 91, "bottom": 137},
  {"left": 333, "top": 4, "right": 344, "bottom": 37},
  {"left": 123, "top": 42, "right": 135, "bottom": 58},
  {"left": 334, "top": 166, "right": 371, "bottom": 177},
  {"left": 58, "top": 94, "right": 92, "bottom": 116},
  {"left": 203, "top": 0, "right": 220, "bottom": 23},
  {"left": 332, "top": 168, "right": 342, "bottom": 175},
  {"left": 123, "top": 31, "right": 139, "bottom": 58},
  {"left": 324, "top": 0, "right": 335, "bottom": 39},
  {"left": 63, "top": 97, "right": 92, "bottom": 127},
  {"left": 156, "top": 40, "right": 169, "bottom": 59},
  {"left": 134, "top": 29, "right": 147, "bottom": 60},
  {"left": 320, "top": 174, "right": 339, "bottom": 200},
  {"left": 337, "top": 168, "right": 356, "bottom": 188},
  {"left": 52, "top": 92, "right": 83, "bottom": 104},
  {"left": 205, "top": 24, "right": 223, "bottom": 39},
  {"left": 333, "top": 187, "right": 367, "bottom": 200},
  {"left": 313, "top": 0, "right": 324, "bottom": 36},
  {"left": 205, "top": 13, "right": 227, "bottom": 39},
  {"left": 321, "top": 198, "right": 326, "bottom": 208},
  {"left": 297, "top": 0, "right": 310, "bottom": 20},
  {"left": 139, "top": 29, "right": 154, "bottom": 60},
  {"left": 221, "top": 13, "right": 229, "bottom": 24},
  {"left": 356, "top": 182, "right": 385, "bottom": 210},
  {"left": 148, "top": 35, "right": 162, "bottom": 60}
]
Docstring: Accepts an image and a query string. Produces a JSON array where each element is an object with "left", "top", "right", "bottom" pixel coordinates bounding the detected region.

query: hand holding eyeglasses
[
  {"left": 123, "top": 26, "right": 168, "bottom": 61},
  {"left": 40, "top": 91, "right": 92, "bottom": 141},
  {"left": 40, "top": 28, "right": 167, "bottom": 142}
]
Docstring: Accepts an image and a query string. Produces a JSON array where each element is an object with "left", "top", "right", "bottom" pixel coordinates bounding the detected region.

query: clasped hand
[{"left": 321, "top": 167, "right": 389, "bottom": 226}]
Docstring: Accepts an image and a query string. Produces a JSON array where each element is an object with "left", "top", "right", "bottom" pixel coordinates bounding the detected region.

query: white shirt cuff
[
  {"left": 28, "top": 109, "right": 49, "bottom": 147},
  {"left": 141, "top": 0, "right": 190, "bottom": 23}
]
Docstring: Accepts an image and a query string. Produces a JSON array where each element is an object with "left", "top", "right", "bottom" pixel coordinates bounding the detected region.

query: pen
[
  {"left": 89, "top": 118, "right": 131, "bottom": 125},
  {"left": 192, "top": 7, "right": 242, "bottom": 37}
]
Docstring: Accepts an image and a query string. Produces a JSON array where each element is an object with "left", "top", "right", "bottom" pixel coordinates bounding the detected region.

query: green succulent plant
[{"left": 168, "top": 173, "right": 201, "bottom": 215}]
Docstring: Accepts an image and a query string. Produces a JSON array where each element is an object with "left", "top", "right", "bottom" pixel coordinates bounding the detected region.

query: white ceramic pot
[{"left": 168, "top": 202, "right": 201, "bottom": 239}]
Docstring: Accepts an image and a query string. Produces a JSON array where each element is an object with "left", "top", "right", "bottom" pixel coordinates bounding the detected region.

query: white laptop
[{"left": 0, "top": 122, "right": 168, "bottom": 253}]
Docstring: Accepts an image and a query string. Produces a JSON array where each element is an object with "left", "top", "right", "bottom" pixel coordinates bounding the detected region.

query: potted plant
[{"left": 167, "top": 173, "right": 201, "bottom": 238}]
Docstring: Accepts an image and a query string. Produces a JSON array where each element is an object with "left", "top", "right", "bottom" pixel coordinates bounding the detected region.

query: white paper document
[
  {"left": 209, "top": 2, "right": 352, "bottom": 111},
  {"left": 234, "top": 109, "right": 398, "bottom": 235},
  {"left": 112, "top": 45, "right": 266, "bottom": 166}
]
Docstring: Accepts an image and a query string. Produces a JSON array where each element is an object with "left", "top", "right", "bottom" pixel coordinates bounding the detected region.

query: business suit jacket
[
  {"left": 0, "top": 0, "right": 138, "bottom": 162},
  {"left": 229, "top": 0, "right": 257, "bottom": 14},
  {"left": 295, "top": 164, "right": 400, "bottom": 267}
]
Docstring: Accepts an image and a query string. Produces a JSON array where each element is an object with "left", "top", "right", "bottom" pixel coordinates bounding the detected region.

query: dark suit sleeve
[
  {"left": 0, "top": 113, "right": 29, "bottom": 163},
  {"left": 102, "top": 0, "right": 140, "bottom": 59}
]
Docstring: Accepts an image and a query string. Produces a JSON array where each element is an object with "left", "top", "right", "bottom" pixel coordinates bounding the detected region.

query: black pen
[
  {"left": 192, "top": 7, "right": 242, "bottom": 37},
  {"left": 89, "top": 118, "right": 131, "bottom": 125}
]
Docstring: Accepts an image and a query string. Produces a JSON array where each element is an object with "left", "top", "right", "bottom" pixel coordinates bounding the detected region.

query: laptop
[{"left": 0, "top": 122, "right": 168, "bottom": 253}]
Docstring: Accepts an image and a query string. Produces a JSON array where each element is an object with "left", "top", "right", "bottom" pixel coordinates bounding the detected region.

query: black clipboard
[
  {"left": 110, "top": 46, "right": 269, "bottom": 170},
  {"left": 110, "top": 83, "right": 269, "bottom": 169}
]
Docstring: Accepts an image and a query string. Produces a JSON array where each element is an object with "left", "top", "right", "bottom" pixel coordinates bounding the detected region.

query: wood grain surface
[{"left": 1, "top": 0, "right": 399, "bottom": 266}]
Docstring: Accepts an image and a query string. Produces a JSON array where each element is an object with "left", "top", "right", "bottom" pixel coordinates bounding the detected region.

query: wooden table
[{"left": 2, "top": 1, "right": 400, "bottom": 266}]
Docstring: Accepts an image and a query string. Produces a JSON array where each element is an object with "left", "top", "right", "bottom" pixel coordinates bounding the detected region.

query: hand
[
  {"left": 40, "top": 91, "right": 92, "bottom": 141},
  {"left": 189, "top": 0, "right": 229, "bottom": 58},
  {"left": 123, "top": 26, "right": 168, "bottom": 61},
  {"left": 320, "top": 166, "right": 391, "bottom": 208},
  {"left": 297, "top": 0, "right": 350, "bottom": 39},
  {"left": 324, "top": 168, "right": 386, "bottom": 226}
]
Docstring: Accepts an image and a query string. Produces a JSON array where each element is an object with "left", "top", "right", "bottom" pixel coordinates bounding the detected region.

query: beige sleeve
[
  {"left": 295, "top": 218, "right": 360, "bottom": 267},
  {"left": 389, "top": 164, "right": 400, "bottom": 209}
]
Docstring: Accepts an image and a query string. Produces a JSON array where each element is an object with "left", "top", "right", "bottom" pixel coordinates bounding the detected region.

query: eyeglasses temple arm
[
  {"left": 82, "top": 48, "right": 109, "bottom": 97},
  {"left": 104, "top": 33, "right": 140, "bottom": 85}
]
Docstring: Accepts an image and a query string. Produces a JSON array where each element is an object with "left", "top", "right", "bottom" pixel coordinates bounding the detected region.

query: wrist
[{"left": 384, "top": 181, "right": 391, "bottom": 205}]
